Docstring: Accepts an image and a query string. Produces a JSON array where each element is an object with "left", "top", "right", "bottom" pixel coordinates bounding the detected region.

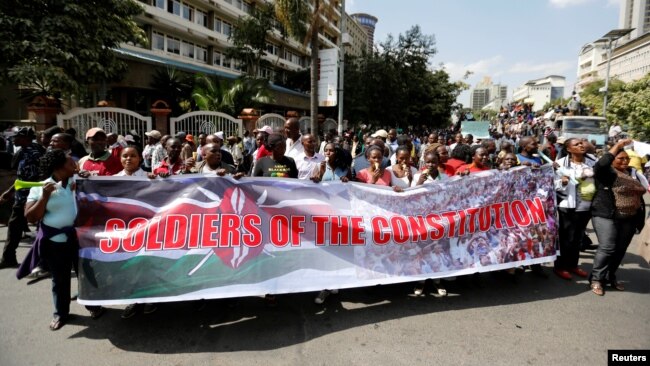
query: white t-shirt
[{"left": 115, "top": 168, "right": 148, "bottom": 177}]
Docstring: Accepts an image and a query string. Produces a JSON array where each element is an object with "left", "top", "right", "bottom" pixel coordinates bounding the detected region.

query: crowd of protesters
[{"left": 0, "top": 110, "right": 648, "bottom": 330}]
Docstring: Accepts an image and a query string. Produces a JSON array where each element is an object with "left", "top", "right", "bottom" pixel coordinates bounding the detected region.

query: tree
[
  {"left": 150, "top": 67, "right": 194, "bottom": 116},
  {"left": 275, "top": 0, "right": 337, "bottom": 136},
  {"left": 192, "top": 75, "right": 274, "bottom": 116},
  {"left": 227, "top": 3, "right": 276, "bottom": 78},
  {"left": 343, "top": 26, "right": 465, "bottom": 129},
  {"left": 0, "top": 0, "right": 146, "bottom": 98},
  {"left": 579, "top": 78, "right": 625, "bottom": 117},
  {"left": 607, "top": 73, "right": 650, "bottom": 140}
]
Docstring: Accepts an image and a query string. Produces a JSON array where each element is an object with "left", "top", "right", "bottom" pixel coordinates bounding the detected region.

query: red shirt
[
  {"left": 78, "top": 151, "right": 122, "bottom": 176},
  {"left": 455, "top": 163, "right": 490, "bottom": 175},
  {"left": 440, "top": 163, "right": 457, "bottom": 177},
  {"left": 153, "top": 158, "right": 185, "bottom": 175},
  {"left": 356, "top": 168, "right": 392, "bottom": 186},
  {"left": 446, "top": 158, "right": 465, "bottom": 172}
]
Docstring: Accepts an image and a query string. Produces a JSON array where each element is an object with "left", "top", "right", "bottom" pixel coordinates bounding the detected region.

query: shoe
[
  {"left": 609, "top": 280, "right": 625, "bottom": 291},
  {"left": 0, "top": 259, "right": 19, "bottom": 269},
  {"left": 143, "top": 303, "right": 158, "bottom": 314},
  {"left": 314, "top": 290, "right": 330, "bottom": 304},
  {"left": 70, "top": 293, "right": 78, "bottom": 301},
  {"left": 554, "top": 269, "right": 572, "bottom": 280},
  {"left": 530, "top": 265, "right": 549, "bottom": 279},
  {"left": 264, "top": 294, "right": 277, "bottom": 307},
  {"left": 49, "top": 316, "right": 65, "bottom": 331},
  {"left": 413, "top": 283, "right": 425, "bottom": 296},
  {"left": 590, "top": 281, "right": 605, "bottom": 296},
  {"left": 434, "top": 284, "right": 448, "bottom": 296},
  {"left": 27, "top": 267, "right": 51, "bottom": 280},
  {"left": 569, "top": 267, "right": 588, "bottom": 278},
  {"left": 89, "top": 306, "right": 106, "bottom": 319},
  {"left": 121, "top": 304, "right": 139, "bottom": 319}
]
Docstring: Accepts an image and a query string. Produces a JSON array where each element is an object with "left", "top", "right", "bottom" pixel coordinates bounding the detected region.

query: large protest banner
[{"left": 75, "top": 166, "right": 557, "bottom": 305}]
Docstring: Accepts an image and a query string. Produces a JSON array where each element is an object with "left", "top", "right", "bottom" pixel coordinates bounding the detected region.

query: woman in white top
[
  {"left": 387, "top": 146, "right": 418, "bottom": 189},
  {"left": 114, "top": 147, "right": 149, "bottom": 177},
  {"left": 553, "top": 138, "right": 596, "bottom": 280}
]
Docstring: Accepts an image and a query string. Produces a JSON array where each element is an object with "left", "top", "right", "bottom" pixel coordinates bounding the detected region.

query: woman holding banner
[
  {"left": 24, "top": 149, "right": 105, "bottom": 330},
  {"left": 589, "top": 138, "right": 646, "bottom": 296}
]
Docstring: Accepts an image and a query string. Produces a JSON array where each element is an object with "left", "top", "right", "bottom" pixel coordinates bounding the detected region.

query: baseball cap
[
  {"left": 145, "top": 130, "right": 162, "bottom": 140},
  {"left": 186, "top": 134, "right": 194, "bottom": 142},
  {"left": 259, "top": 125, "right": 273, "bottom": 135},
  {"left": 215, "top": 131, "right": 224, "bottom": 141},
  {"left": 371, "top": 129, "right": 388, "bottom": 139},
  {"left": 85, "top": 127, "right": 106, "bottom": 139}
]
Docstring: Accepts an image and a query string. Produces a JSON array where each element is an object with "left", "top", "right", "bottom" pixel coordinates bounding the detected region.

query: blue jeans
[{"left": 590, "top": 216, "right": 637, "bottom": 282}]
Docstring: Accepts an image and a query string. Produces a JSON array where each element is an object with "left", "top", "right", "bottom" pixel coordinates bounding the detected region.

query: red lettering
[
  {"left": 270, "top": 215, "right": 290, "bottom": 247},
  {"left": 350, "top": 216, "right": 365, "bottom": 245},
  {"left": 502, "top": 202, "right": 516, "bottom": 228},
  {"left": 291, "top": 216, "right": 306, "bottom": 246},
  {"left": 526, "top": 197, "right": 547, "bottom": 224},
  {"left": 123, "top": 217, "right": 148, "bottom": 252},
  {"left": 330, "top": 216, "right": 349, "bottom": 245},
  {"left": 407, "top": 216, "right": 428, "bottom": 242},
  {"left": 311, "top": 216, "right": 329, "bottom": 245},
  {"left": 372, "top": 217, "right": 390, "bottom": 245},
  {"left": 511, "top": 200, "right": 531, "bottom": 227},
  {"left": 201, "top": 214, "right": 219, "bottom": 247},
  {"left": 440, "top": 211, "right": 458, "bottom": 238},
  {"left": 145, "top": 216, "right": 163, "bottom": 251},
  {"left": 187, "top": 214, "right": 202, "bottom": 249},
  {"left": 390, "top": 216, "right": 409, "bottom": 244},
  {"left": 219, "top": 214, "right": 241, "bottom": 247},
  {"left": 99, "top": 218, "right": 125, "bottom": 253},
  {"left": 242, "top": 214, "right": 262, "bottom": 247},
  {"left": 164, "top": 215, "right": 187, "bottom": 250},
  {"left": 491, "top": 202, "right": 505, "bottom": 229},
  {"left": 425, "top": 214, "right": 445, "bottom": 241},
  {"left": 465, "top": 207, "right": 480, "bottom": 234},
  {"left": 478, "top": 207, "right": 491, "bottom": 232}
]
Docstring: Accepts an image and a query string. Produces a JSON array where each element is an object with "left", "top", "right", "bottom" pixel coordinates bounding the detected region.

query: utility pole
[{"left": 337, "top": 0, "right": 345, "bottom": 135}]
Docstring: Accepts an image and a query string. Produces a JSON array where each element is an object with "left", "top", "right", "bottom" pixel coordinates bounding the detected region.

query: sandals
[
  {"left": 610, "top": 281, "right": 625, "bottom": 291},
  {"left": 49, "top": 317, "right": 65, "bottom": 331},
  {"left": 590, "top": 281, "right": 604, "bottom": 296}
]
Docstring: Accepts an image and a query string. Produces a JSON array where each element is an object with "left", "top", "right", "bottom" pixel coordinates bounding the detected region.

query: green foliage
[
  {"left": 192, "top": 75, "right": 274, "bottom": 116},
  {"left": 274, "top": 0, "right": 308, "bottom": 41},
  {"left": 343, "top": 26, "right": 465, "bottom": 129},
  {"left": 579, "top": 78, "right": 625, "bottom": 116},
  {"left": 0, "top": 0, "right": 145, "bottom": 97},
  {"left": 150, "top": 67, "right": 194, "bottom": 116},
  {"left": 607, "top": 73, "right": 650, "bottom": 140},
  {"left": 227, "top": 3, "right": 275, "bottom": 78}
]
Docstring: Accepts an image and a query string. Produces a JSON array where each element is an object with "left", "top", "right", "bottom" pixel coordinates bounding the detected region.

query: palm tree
[
  {"left": 192, "top": 74, "right": 273, "bottom": 116},
  {"left": 150, "top": 67, "right": 194, "bottom": 115},
  {"left": 275, "top": 0, "right": 338, "bottom": 136}
]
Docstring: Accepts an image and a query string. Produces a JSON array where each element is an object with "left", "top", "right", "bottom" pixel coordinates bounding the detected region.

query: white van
[{"left": 554, "top": 116, "right": 608, "bottom": 146}]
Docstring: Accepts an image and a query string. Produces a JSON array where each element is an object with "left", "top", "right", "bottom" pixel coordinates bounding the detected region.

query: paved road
[{"left": 0, "top": 223, "right": 648, "bottom": 366}]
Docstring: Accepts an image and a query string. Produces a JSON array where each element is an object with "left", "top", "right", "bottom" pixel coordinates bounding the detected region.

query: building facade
[
  {"left": 512, "top": 75, "right": 565, "bottom": 112},
  {"left": 596, "top": 32, "right": 650, "bottom": 85},
  {"left": 469, "top": 76, "right": 508, "bottom": 110},
  {"left": 343, "top": 13, "right": 369, "bottom": 57},
  {"left": 576, "top": 43, "right": 608, "bottom": 92},
  {"left": 350, "top": 13, "right": 378, "bottom": 54},
  {"left": 619, "top": 0, "right": 650, "bottom": 43}
]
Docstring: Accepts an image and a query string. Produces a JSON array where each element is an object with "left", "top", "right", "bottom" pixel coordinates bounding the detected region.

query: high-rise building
[
  {"left": 619, "top": 0, "right": 650, "bottom": 43},
  {"left": 350, "top": 13, "right": 378, "bottom": 53},
  {"left": 343, "top": 13, "right": 369, "bottom": 57},
  {"left": 469, "top": 77, "right": 508, "bottom": 110}
]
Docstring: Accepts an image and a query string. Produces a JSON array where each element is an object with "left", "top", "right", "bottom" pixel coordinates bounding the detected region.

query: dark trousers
[
  {"left": 591, "top": 216, "right": 637, "bottom": 282},
  {"left": 2, "top": 204, "right": 25, "bottom": 263},
  {"left": 555, "top": 208, "right": 591, "bottom": 270},
  {"left": 42, "top": 238, "right": 77, "bottom": 319}
]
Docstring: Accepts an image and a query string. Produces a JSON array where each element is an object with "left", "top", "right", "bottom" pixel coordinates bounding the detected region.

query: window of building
[
  {"left": 214, "top": 17, "right": 222, "bottom": 33},
  {"left": 181, "top": 40, "right": 195, "bottom": 59},
  {"left": 266, "top": 42, "right": 279, "bottom": 56},
  {"left": 242, "top": 1, "right": 251, "bottom": 14},
  {"left": 195, "top": 9, "right": 208, "bottom": 27},
  {"left": 222, "top": 57, "right": 231, "bottom": 69},
  {"left": 167, "top": 36, "right": 180, "bottom": 54},
  {"left": 196, "top": 45, "right": 207, "bottom": 63},
  {"left": 155, "top": 0, "right": 165, "bottom": 10},
  {"left": 223, "top": 21, "right": 232, "bottom": 37},
  {"left": 182, "top": 3, "right": 194, "bottom": 21},
  {"left": 153, "top": 32, "right": 165, "bottom": 51},
  {"left": 260, "top": 67, "right": 273, "bottom": 79},
  {"left": 167, "top": 0, "right": 180, "bottom": 15},
  {"left": 214, "top": 51, "right": 222, "bottom": 66}
]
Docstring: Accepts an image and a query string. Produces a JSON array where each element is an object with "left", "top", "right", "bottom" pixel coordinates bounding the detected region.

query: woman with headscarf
[{"left": 589, "top": 139, "right": 646, "bottom": 296}]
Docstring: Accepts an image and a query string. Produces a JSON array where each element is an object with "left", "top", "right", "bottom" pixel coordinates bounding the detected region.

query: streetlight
[{"left": 593, "top": 28, "right": 633, "bottom": 118}]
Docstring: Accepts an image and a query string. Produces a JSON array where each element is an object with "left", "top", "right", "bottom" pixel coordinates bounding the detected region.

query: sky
[{"left": 345, "top": 0, "right": 620, "bottom": 106}]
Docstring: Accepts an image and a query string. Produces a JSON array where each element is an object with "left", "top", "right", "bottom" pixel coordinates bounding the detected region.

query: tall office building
[
  {"left": 619, "top": 0, "right": 650, "bottom": 43},
  {"left": 350, "top": 13, "right": 378, "bottom": 53},
  {"left": 469, "top": 76, "right": 507, "bottom": 110},
  {"left": 343, "top": 13, "right": 369, "bottom": 57}
]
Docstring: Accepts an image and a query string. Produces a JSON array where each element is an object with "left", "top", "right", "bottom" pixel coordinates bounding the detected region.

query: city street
[{"left": 0, "top": 223, "right": 648, "bottom": 366}]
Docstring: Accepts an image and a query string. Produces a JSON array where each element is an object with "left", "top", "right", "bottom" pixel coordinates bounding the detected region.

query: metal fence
[
  {"left": 56, "top": 107, "right": 152, "bottom": 141},
  {"left": 256, "top": 113, "right": 285, "bottom": 133},
  {"left": 170, "top": 111, "right": 243, "bottom": 138}
]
